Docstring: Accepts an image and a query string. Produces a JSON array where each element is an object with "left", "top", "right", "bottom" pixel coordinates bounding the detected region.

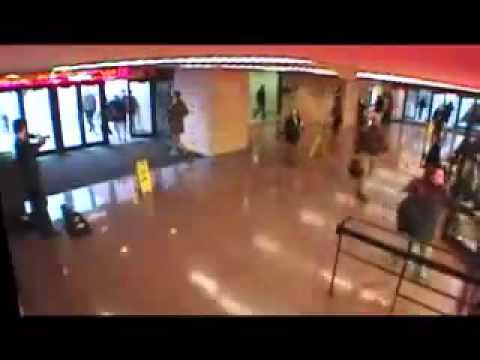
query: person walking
[
  {"left": 82, "top": 93, "right": 97, "bottom": 133},
  {"left": 108, "top": 95, "right": 128, "bottom": 143},
  {"left": 417, "top": 97, "right": 427, "bottom": 120},
  {"left": 353, "top": 104, "right": 388, "bottom": 202},
  {"left": 397, "top": 165, "right": 450, "bottom": 281},
  {"left": 13, "top": 118, "right": 57, "bottom": 238},
  {"left": 283, "top": 108, "right": 303, "bottom": 167},
  {"left": 168, "top": 90, "right": 189, "bottom": 156},
  {"left": 331, "top": 89, "right": 343, "bottom": 136},
  {"left": 253, "top": 85, "right": 266, "bottom": 121}
]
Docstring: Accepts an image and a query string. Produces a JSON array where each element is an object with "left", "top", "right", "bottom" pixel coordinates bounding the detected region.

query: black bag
[
  {"left": 61, "top": 204, "right": 92, "bottom": 237},
  {"left": 348, "top": 157, "right": 364, "bottom": 179}
]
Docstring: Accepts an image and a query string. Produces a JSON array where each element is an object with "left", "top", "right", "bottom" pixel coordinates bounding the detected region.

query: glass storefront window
[
  {"left": 457, "top": 97, "right": 475, "bottom": 128},
  {"left": 416, "top": 89, "right": 432, "bottom": 122},
  {"left": 391, "top": 88, "right": 405, "bottom": 121},
  {"left": 128, "top": 81, "right": 152, "bottom": 135},
  {"left": 81, "top": 84, "right": 103, "bottom": 144},
  {"left": 431, "top": 93, "right": 445, "bottom": 121},
  {"left": 23, "top": 88, "right": 56, "bottom": 152},
  {"left": 0, "top": 91, "right": 20, "bottom": 153},
  {"left": 404, "top": 89, "right": 417, "bottom": 121},
  {"left": 444, "top": 93, "right": 460, "bottom": 128},
  {"left": 58, "top": 86, "right": 82, "bottom": 148}
]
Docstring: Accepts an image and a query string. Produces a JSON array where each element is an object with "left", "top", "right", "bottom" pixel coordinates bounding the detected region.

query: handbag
[{"left": 348, "top": 157, "right": 364, "bottom": 179}]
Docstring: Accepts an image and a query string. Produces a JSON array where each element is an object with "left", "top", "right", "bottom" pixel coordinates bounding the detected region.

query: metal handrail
[
  {"left": 329, "top": 216, "right": 480, "bottom": 315},
  {"left": 336, "top": 217, "right": 480, "bottom": 286}
]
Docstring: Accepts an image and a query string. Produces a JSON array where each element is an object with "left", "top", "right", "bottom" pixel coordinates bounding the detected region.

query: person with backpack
[
  {"left": 283, "top": 108, "right": 304, "bottom": 166},
  {"left": 168, "top": 90, "right": 189, "bottom": 156},
  {"left": 396, "top": 165, "right": 451, "bottom": 281},
  {"left": 352, "top": 103, "right": 388, "bottom": 202}
]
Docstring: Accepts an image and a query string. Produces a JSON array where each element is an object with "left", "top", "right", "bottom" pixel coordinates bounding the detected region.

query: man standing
[
  {"left": 13, "top": 118, "right": 57, "bottom": 237},
  {"left": 254, "top": 84, "right": 266, "bottom": 121},
  {"left": 168, "top": 91, "right": 189, "bottom": 155}
]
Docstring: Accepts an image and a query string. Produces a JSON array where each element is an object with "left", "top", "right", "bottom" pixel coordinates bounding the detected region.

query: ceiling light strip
[
  {"left": 52, "top": 56, "right": 314, "bottom": 73},
  {"left": 180, "top": 63, "right": 338, "bottom": 76},
  {"left": 357, "top": 71, "right": 480, "bottom": 94}
]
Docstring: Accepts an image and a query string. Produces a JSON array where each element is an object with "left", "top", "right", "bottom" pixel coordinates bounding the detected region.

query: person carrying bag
[{"left": 349, "top": 105, "right": 388, "bottom": 202}]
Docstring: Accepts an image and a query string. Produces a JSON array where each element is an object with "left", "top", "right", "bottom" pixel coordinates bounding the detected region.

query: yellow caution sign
[{"left": 135, "top": 159, "right": 153, "bottom": 194}]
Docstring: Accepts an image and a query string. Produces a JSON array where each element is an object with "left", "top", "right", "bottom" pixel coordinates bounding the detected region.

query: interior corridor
[{"left": 7, "top": 122, "right": 472, "bottom": 315}]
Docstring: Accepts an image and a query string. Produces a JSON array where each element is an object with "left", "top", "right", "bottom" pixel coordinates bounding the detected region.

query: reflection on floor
[
  {"left": 8, "top": 123, "right": 471, "bottom": 315},
  {"left": 39, "top": 136, "right": 200, "bottom": 195}
]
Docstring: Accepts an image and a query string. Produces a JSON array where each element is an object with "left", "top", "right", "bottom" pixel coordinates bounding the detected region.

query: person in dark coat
[
  {"left": 451, "top": 132, "right": 480, "bottom": 205},
  {"left": 253, "top": 85, "right": 266, "bottom": 121},
  {"left": 283, "top": 108, "right": 303, "bottom": 166},
  {"left": 417, "top": 97, "right": 427, "bottom": 120},
  {"left": 121, "top": 89, "right": 140, "bottom": 136},
  {"left": 168, "top": 90, "right": 189, "bottom": 155},
  {"left": 108, "top": 96, "right": 128, "bottom": 143},
  {"left": 382, "top": 91, "right": 393, "bottom": 126},
  {"left": 398, "top": 166, "right": 450, "bottom": 281},
  {"left": 432, "top": 104, "right": 450, "bottom": 143},
  {"left": 13, "top": 118, "right": 57, "bottom": 237},
  {"left": 331, "top": 89, "right": 343, "bottom": 136},
  {"left": 354, "top": 107, "right": 388, "bottom": 202},
  {"left": 425, "top": 132, "right": 442, "bottom": 168},
  {"left": 82, "top": 93, "right": 97, "bottom": 133}
]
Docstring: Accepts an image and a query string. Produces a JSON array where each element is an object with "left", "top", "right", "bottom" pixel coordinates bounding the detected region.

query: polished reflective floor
[{"left": 8, "top": 123, "right": 471, "bottom": 315}]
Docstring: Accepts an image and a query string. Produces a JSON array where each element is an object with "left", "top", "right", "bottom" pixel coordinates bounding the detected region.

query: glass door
[
  {"left": 155, "top": 80, "right": 172, "bottom": 136},
  {"left": 128, "top": 80, "right": 153, "bottom": 136},
  {"left": 104, "top": 79, "right": 129, "bottom": 144},
  {"left": 58, "top": 85, "right": 82, "bottom": 148},
  {"left": 0, "top": 91, "right": 20, "bottom": 153},
  {"left": 80, "top": 84, "right": 104, "bottom": 144},
  {"left": 404, "top": 89, "right": 417, "bottom": 121},
  {"left": 444, "top": 93, "right": 460, "bottom": 128},
  {"left": 458, "top": 97, "right": 475, "bottom": 128},
  {"left": 22, "top": 88, "right": 56, "bottom": 152},
  {"left": 431, "top": 93, "right": 446, "bottom": 121}
]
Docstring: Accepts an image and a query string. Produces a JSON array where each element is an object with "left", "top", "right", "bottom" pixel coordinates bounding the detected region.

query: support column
[{"left": 173, "top": 69, "right": 249, "bottom": 156}]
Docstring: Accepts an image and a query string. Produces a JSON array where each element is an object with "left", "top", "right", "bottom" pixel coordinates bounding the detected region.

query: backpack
[
  {"left": 61, "top": 204, "right": 92, "bottom": 237},
  {"left": 397, "top": 191, "right": 437, "bottom": 242}
]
